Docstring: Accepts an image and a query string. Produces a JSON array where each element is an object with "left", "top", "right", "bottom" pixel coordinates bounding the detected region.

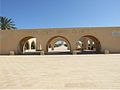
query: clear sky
[{"left": 1, "top": 0, "right": 120, "bottom": 29}]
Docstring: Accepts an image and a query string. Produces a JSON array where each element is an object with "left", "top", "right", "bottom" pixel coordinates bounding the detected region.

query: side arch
[
  {"left": 18, "top": 36, "right": 35, "bottom": 54},
  {"left": 79, "top": 35, "right": 101, "bottom": 53}
]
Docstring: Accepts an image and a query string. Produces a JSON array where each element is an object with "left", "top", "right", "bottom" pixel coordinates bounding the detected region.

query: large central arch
[{"left": 46, "top": 36, "right": 72, "bottom": 54}]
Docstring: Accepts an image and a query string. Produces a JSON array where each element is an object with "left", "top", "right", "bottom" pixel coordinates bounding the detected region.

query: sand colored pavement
[
  {"left": 48, "top": 45, "right": 70, "bottom": 52},
  {"left": 0, "top": 54, "right": 120, "bottom": 89}
]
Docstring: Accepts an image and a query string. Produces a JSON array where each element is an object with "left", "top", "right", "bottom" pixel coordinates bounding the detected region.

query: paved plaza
[{"left": 0, "top": 54, "right": 120, "bottom": 89}]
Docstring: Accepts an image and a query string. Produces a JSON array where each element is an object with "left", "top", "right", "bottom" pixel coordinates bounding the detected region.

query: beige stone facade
[{"left": 0, "top": 27, "right": 120, "bottom": 55}]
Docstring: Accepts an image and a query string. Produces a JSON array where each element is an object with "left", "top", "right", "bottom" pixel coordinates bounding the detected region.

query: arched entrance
[
  {"left": 46, "top": 36, "right": 71, "bottom": 55},
  {"left": 18, "top": 36, "right": 36, "bottom": 54},
  {"left": 76, "top": 35, "right": 101, "bottom": 54}
]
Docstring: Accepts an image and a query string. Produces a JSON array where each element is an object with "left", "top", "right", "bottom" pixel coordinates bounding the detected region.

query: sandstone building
[{"left": 0, "top": 27, "right": 120, "bottom": 55}]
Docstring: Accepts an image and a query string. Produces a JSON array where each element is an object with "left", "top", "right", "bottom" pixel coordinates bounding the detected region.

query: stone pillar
[
  {"left": 85, "top": 38, "right": 89, "bottom": 50},
  {"left": 89, "top": 39, "right": 93, "bottom": 50},
  {"left": 51, "top": 43, "right": 54, "bottom": 50},
  {"left": 36, "top": 39, "right": 41, "bottom": 51},
  {"left": 29, "top": 41, "right": 31, "bottom": 51},
  {"left": 67, "top": 46, "right": 70, "bottom": 50},
  {"left": 82, "top": 38, "right": 86, "bottom": 50},
  {"left": 52, "top": 46, "right": 54, "bottom": 50},
  {"left": 70, "top": 40, "right": 77, "bottom": 53}
]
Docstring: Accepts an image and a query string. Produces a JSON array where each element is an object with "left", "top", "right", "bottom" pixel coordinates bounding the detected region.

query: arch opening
[
  {"left": 18, "top": 36, "right": 36, "bottom": 54},
  {"left": 46, "top": 36, "right": 71, "bottom": 55},
  {"left": 76, "top": 35, "right": 101, "bottom": 54}
]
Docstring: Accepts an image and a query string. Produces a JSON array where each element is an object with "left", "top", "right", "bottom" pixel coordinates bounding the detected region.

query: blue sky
[{"left": 1, "top": 0, "right": 120, "bottom": 29}]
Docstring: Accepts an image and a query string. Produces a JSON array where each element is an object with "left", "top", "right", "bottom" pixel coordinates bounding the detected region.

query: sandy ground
[{"left": 0, "top": 54, "right": 120, "bottom": 89}]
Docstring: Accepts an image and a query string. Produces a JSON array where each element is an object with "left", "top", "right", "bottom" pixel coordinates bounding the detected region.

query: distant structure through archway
[{"left": 46, "top": 36, "right": 71, "bottom": 55}]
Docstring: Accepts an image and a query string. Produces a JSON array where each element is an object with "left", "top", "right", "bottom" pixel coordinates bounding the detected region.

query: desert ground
[{"left": 0, "top": 54, "right": 120, "bottom": 89}]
